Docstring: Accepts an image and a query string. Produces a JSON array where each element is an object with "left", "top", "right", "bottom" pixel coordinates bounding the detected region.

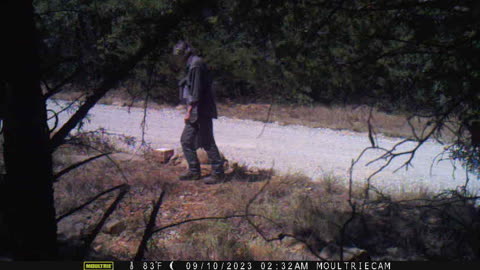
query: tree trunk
[{"left": 0, "top": 0, "right": 57, "bottom": 260}]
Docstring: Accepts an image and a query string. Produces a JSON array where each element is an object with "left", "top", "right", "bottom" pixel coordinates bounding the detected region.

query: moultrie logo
[{"left": 83, "top": 261, "right": 114, "bottom": 270}]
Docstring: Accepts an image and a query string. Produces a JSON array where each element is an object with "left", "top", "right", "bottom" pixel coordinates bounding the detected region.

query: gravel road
[{"left": 48, "top": 100, "right": 480, "bottom": 195}]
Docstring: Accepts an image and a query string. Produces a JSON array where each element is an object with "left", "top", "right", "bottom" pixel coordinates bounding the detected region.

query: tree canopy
[{"left": 33, "top": 0, "right": 480, "bottom": 174}]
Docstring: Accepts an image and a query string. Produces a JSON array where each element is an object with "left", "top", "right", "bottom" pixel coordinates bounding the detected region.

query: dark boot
[
  {"left": 178, "top": 171, "right": 201, "bottom": 181},
  {"left": 204, "top": 173, "right": 225, "bottom": 185}
]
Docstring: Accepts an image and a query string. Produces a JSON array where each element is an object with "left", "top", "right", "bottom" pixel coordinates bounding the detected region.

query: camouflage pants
[{"left": 180, "top": 117, "right": 224, "bottom": 174}]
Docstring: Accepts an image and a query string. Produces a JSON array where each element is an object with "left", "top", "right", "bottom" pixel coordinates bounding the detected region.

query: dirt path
[{"left": 48, "top": 100, "right": 479, "bottom": 195}]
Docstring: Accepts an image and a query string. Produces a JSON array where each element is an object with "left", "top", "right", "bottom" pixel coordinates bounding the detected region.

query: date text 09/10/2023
[{"left": 130, "top": 261, "right": 392, "bottom": 270}]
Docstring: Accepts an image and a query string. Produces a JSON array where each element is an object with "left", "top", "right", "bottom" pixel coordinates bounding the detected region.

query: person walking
[{"left": 173, "top": 40, "right": 225, "bottom": 184}]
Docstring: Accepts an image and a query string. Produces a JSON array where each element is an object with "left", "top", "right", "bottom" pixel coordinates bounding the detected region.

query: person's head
[
  {"left": 172, "top": 40, "right": 192, "bottom": 58},
  {"left": 171, "top": 40, "right": 194, "bottom": 71}
]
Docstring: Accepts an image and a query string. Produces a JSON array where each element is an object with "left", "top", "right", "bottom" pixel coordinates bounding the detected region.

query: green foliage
[
  {"left": 35, "top": 0, "right": 480, "bottom": 174},
  {"left": 34, "top": 0, "right": 175, "bottom": 91}
]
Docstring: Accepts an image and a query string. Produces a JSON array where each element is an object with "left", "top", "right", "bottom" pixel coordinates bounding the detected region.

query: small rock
[
  {"left": 376, "top": 204, "right": 391, "bottom": 216},
  {"left": 386, "top": 247, "right": 399, "bottom": 254},
  {"left": 153, "top": 148, "right": 174, "bottom": 163},
  {"left": 103, "top": 219, "right": 127, "bottom": 235},
  {"left": 93, "top": 244, "right": 103, "bottom": 253},
  {"left": 425, "top": 215, "right": 441, "bottom": 225},
  {"left": 57, "top": 233, "right": 68, "bottom": 242},
  {"left": 290, "top": 242, "right": 306, "bottom": 253},
  {"left": 169, "top": 151, "right": 184, "bottom": 166},
  {"left": 386, "top": 247, "right": 404, "bottom": 258},
  {"left": 74, "top": 222, "right": 84, "bottom": 233},
  {"left": 248, "top": 167, "right": 262, "bottom": 174},
  {"left": 180, "top": 159, "right": 188, "bottom": 168},
  {"left": 319, "top": 243, "right": 370, "bottom": 261}
]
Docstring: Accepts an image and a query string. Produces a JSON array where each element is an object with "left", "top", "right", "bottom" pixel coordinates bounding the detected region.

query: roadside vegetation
[
  {"left": 52, "top": 88, "right": 436, "bottom": 141},
  {"left": 52, "top": 135, "right": 480, "bottom": 261}
]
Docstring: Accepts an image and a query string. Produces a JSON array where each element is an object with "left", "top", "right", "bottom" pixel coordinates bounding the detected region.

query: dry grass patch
[
  {"left": 218, "top": 103, "right": 434, "bottom": 139},
  {"left": 53, "top": 143, "right": 328, "bottom": 260},
  {"left": 53, "top": 143, "right": 479, "bottom": 261}
]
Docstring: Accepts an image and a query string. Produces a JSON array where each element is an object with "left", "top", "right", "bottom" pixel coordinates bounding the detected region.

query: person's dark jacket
[{"left": 179, "top": 55, "right": 217, "bottom": 123}]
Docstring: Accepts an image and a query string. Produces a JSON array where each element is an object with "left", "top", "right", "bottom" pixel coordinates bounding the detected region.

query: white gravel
[{"left": 48, "top": 100, "right": 480, "bottom": 195}]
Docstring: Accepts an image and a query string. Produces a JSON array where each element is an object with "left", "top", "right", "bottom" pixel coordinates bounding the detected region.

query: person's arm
[
  {"left": 184, "top": 103, "right": 197, "bottom": 122},
  {"left": 184, "top": 66, "right": 203, "bottom": 122}
]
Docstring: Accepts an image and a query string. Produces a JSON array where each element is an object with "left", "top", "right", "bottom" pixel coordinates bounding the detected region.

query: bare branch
[
  {"left": 148, "top": 168, "right": 326, "bottom": 260},
  {"left": 82, "top": 185, "right": 130, "bottom": 258},
  {"left": 340, "top": 159, "right": 357, "bottom": 261},
  {"left": 43, "top": 67, "right": 83, "bottom": 99},
  {"left": 140, "top": 60, "right": 156, "bottom": 146},
  {"left": 53, "top": 152, "right": 112, "bottom": 181},
  {"left": 367, "top": 107, "right": 377, "bottom": 148},
  {"left": 63, "top": 140, "right": 130, "bottom": 184},
  {"left": 36, "top": 9, "right": 85, "bottom": 16},
  {"left": 56, "top": 184, "right": 128, "bottom": 222},
  {"left": 46, "top": 109, "right": 59, "bottom": 133},
  {"left": 152, "top": 214, "right": 250, "bottom": 235},
  {"left": 257, "top": 101, "right": 274, "bottom": 139},
  {"left": 49, "top": 94, "right": 86, "bottom": 118},
  {"left": 140, "top": 92, "right": 150, "bottom": 146},
  {"left": 134, "top": 190, "right": 166, "bottom": 261},
  {"left": 407, "top": 116, "right": 421, "bottom": 141}
]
